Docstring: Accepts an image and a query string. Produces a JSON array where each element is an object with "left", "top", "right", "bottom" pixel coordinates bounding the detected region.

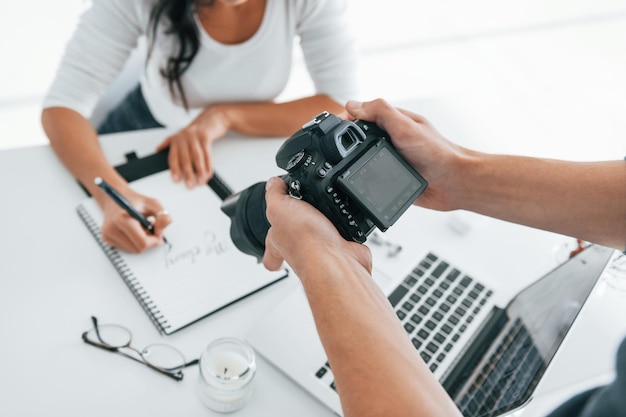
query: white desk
[
  {"left": 0, "top": 129, "right": 333, "bottom": 417},
  {"left": 1, "top": 104, "right": 625, "bottom": 417}
]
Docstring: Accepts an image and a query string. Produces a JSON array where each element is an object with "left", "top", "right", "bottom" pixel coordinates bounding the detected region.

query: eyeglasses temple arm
[{"left": 184, "top": 358, "right": 199, "bottom": 368}]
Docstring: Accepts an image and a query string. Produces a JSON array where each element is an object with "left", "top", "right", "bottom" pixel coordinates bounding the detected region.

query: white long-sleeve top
[{"left": 43, "top": 0, "right": 358, "bottom": 128}]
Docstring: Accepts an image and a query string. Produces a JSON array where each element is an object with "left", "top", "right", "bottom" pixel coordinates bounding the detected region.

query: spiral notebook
[{"left": 76, "top": 170, "right": 288, "bottom": 335}]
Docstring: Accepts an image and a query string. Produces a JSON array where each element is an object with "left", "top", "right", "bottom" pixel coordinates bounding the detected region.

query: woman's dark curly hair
[{"left": 148, "top": 0, "right": 215, "bottom": 109}]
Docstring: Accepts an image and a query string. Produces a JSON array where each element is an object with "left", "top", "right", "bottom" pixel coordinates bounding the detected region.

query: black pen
[{"left": 94, "top": 177, "right": 169, "bottom": 244}]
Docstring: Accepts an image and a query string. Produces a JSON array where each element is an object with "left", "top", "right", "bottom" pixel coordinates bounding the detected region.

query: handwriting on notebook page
[{"left": 164, "top": 230, "right": 233, "bottom": 269}]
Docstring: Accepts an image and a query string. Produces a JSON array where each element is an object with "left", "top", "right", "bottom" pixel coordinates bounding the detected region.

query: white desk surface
[{"left": 1, "top": 100, "right": 626, "bottom": 417}]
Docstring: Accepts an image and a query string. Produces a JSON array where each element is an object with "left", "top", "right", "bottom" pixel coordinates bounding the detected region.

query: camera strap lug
[{"left": 288, "top": 180, "right": 304, "bottom": 200}]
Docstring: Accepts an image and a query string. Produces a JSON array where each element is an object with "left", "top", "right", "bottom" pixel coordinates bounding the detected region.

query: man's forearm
[
  {"left": 457, "top": 152, "right": 626, "bottom": 250},
  {"left": 293, "top": 249, "right": 462, "bottom": 417}
]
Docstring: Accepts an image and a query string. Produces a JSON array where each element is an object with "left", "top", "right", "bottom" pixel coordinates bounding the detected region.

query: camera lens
[{"left": 220, "top": 182, "right": 270, "bottom": 262}]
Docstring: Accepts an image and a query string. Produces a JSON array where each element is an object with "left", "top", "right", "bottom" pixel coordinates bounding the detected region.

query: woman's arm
[
  {"left": 42, "top": 0, "right": 146, "bottom": 119},
  {"left": 40, "top": 0, "right": 169, "bottom": 253},
  {"left": 296, "top": 0, "right": 359, "bottom": 104},
  {"left": 41, "top": 107, "right": 123, "bottom": 198},
  {"left": 217, "top": 94, "right": 344, "bottom": 137},
  {"left": 42, "top": 107, "right": 170, "bottom": 252},
  {"left": 156, "top": 94, "right": 345, "bottom": 188}
]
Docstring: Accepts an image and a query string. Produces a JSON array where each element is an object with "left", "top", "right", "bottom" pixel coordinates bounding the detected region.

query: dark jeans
[{"left": 97, "top": 85, "right": 164, "bottom": 134}]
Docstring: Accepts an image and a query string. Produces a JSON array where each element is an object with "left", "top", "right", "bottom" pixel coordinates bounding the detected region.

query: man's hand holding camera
[
  {"left": 222, "top": 104, "right": 428, "bottom": 261},
  {"left": 261, "top": 99, "right": 433, "bottom": 273},
  {"left": 262, "top": 176, "right": 373, "bottom": 279},
  {"left": 342, "top": 99, "right": 467, "bottom": 212}
]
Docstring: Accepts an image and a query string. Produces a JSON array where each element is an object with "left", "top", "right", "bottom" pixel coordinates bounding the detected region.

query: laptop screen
[{"left": 445, "top": 244, "right": 614, "bottom": 417}]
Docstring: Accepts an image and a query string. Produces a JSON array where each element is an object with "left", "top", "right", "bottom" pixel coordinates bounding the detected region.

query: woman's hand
[
  {"left": 156, "top": 105, "right": 230, "bottom": 188},
  {"left": 99, "top": 188, "right": 171, "bottom": 253}
]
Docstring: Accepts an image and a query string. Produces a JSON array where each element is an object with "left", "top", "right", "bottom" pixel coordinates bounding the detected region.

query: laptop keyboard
[
  {"left": 314, "top": 252, "right": 493, "bottom": 391},
  {"left": 456, "top": 318, "right": 544, "bottom": 417},
  {"left": 388, "top": 252, "right": 493, "bottom": 372}
]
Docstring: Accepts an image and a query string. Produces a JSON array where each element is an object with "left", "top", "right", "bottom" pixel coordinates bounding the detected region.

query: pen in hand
[{"left": 94, "top": 177, "right": 169, "bottom": 245}]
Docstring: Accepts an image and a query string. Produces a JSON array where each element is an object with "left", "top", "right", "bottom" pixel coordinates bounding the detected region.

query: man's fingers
[
  {"left": 346, "top": 98, "right": 426, "bottom": 132},
  {"left": 265, "top": 177, "right": 287, "bottom": 201},
  {"left": 262, "top": 236, "right": 285, "bottom": 272}
]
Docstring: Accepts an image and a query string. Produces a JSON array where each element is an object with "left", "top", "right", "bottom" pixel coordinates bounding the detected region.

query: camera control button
[
  {"left": 326, "top": 186, "right": 334, "bottom": 194},
  {"left": 323, "top": 162, "right": 332, "bottom": 170},
  {"left": 317, "top": 168, "right": 327, "bottom": 177}
]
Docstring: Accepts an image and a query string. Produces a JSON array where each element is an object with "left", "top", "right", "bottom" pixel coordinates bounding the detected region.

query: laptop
[{"left": 247, "top": 207, "right": 617, "bottom": 417}]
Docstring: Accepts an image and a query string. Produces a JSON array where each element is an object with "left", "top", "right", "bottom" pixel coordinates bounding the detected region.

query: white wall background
[{"left": 1, "top": 0, "right": 625, "bottom": 159}]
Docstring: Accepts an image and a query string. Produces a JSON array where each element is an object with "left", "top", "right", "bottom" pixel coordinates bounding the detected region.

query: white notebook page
[{"left": 76, "top": 171, "right": 287, "bottom": 334}]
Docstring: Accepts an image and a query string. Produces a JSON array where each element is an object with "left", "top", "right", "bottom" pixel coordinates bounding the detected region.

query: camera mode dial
[{"left": 285, "top": 151, "right": 306, "bottom": 173}]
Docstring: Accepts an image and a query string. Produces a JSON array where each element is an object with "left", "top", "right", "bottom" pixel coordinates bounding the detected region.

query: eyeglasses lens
[
  {"left": 142, "top": 344, "right": 186, "bottom": 373},
  {"left": 89, "top": 324, "right": 132, "bottom": 347}
]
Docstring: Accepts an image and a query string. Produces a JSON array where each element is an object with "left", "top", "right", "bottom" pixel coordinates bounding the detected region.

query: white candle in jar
[{"left": 197, "top": 337, "right": 257, "bottom": 413}]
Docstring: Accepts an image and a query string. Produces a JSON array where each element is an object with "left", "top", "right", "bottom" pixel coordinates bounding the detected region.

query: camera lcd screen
[{"left": 337, "top": 144, "right": 427, "bottom": 229}]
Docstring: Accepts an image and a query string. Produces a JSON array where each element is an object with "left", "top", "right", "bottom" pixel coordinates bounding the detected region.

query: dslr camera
[{"left": 221, "top": 111, "right": 428, "bottom": 261}]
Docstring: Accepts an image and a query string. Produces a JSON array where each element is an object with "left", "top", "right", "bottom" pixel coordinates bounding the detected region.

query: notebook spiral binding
[{"left": 76, "top": 204, "right": 171, "bottom": 334}]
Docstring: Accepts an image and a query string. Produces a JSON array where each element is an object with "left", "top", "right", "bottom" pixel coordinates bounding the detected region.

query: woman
[{"left": 42, "top": 0, "right": 357, "bottom": 253}]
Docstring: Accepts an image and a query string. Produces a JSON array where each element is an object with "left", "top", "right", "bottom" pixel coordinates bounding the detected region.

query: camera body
[
  {"left": 277, "top": 111, "right": 428, "bottom": 242},
  {"left": 221, "top": 111, "right": 428, "bottom": 261}
]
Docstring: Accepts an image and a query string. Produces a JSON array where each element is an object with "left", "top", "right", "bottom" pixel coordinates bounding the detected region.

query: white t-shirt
[{"left": 43, "top": 0, "right": 358, "bottom": 128}]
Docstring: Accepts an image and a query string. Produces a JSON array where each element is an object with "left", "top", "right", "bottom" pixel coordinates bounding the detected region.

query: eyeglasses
[{"left": 82, "top": 316, "right": 198, "bottom": 381}]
